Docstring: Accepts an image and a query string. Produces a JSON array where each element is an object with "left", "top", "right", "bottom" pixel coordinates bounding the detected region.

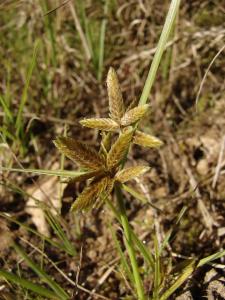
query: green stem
[
  {"left": 139, "top": 0, "right": 180, "bottom": 106},
  {"left": 115, "top": 184, "right": 146, "bottom": 300}
]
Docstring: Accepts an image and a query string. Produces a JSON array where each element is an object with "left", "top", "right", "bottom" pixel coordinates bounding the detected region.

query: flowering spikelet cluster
[{"left": 54, "top": 68, "right": 163, "bottom": 212}]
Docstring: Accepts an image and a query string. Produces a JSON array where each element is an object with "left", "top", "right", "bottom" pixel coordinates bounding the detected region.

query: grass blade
[
  {"left": 153, "top": 236, "right": 161, "bottom": 300},
  {"left": 160, "top": 206, "right": 187, "bottom": 254},
  {"left": 122, "top": 184, "right": 162, "bottom": 212},
  {"left": 44, "top": 209, "right": 76, "bottom": 256},
  {"left": 197, "top": 250, "right": 225, "bottom": 267},
  {"left": 15, "top": 40, "right": 39, "bottom": 136},
  {"left": 0, "top": 95, "right": 13, "bottom": 122},
  {"left": 115, "top": 185, "right": 146, "bottom": 300},
  {"left": 160, "top": 250, "right": 225, "bottom": 300},
  {"left": 0, "top": 212, "right": 72, "bottom": 255},
  {"left": 97, "top": 0, "right": 108, "bottom": 81},
  {"left": 1, "top": 166, "right": 85, "bottom": 177},
  {"left": 105, "top": 197, "right": 155, "bottom": 269},
  {"left": 0, "top": 269, "right": 58, "bottom": 299},
  {"left": 139, "top": 0, "right": 180, "bottom": 106},
  {"left": 13, "top": 243, "right": 70, "bottom": 299},
  {"left": 109, "top": 224, "right": 135, "bottom": 286},
  {"left": 159, "top": 260, "right": 196, "bottom": 300}
]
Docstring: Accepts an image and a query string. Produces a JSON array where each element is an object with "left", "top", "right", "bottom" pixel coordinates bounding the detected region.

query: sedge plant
[
  {"left": 54, "top": 67, "right": 162, "bottom": 300},
  {"left": 2, "top": 0, "right": 225, "bottom": 299}
]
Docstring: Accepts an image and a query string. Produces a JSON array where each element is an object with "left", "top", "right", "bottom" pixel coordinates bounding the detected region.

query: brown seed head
[
  {"left": 70, "top": 176, "right": 108, "bottom": 211},
  {"left": 54, "top": 137, "right": 105, "bottom": 170},
  {"left": 121, "top": 104, "right": 150, "bottom": 126},
  {"left": 107, "top": 127, "right": 134, "bottom": 169},
  {"left": 80, "top": 118, "right": 119, "bottom": 132},
  {"left": 107, "top": 67, "right": 125, "bottom": 122},
  {"left": 133, "top": 131, "right": 163, "bottom": 148},
  {"left": 116, "top": 165, "right": 150, "bottom": 183}
]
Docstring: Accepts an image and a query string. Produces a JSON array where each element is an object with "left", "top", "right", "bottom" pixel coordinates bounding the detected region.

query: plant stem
[
  {"left": 115, "top": 184, "right": 146, "bottom": 300},
  {"left": 139, "top": 0, "right": 180, "bottom": 106}
]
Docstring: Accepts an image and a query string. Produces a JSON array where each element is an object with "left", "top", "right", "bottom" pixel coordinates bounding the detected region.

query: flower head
[{"left": 54, "top": 68, "right": 163, "bottom": 212}]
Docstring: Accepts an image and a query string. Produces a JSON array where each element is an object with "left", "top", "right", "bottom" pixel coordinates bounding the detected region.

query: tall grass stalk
[
  {"left": 115, "top": 184, "right": 146, "bottom": 300},
  {"left": 114, "top": 0, "right": 180, "bottom": 299},
  {"left": 97, "top": 0, "right": 108, "bottom": 81},
  {"left": 139, "top": 0, "right": 180, "bottom": 106}
]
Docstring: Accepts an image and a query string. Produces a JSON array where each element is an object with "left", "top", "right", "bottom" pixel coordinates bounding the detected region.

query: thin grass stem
[
  {"left": 115, "top": 184, "right": 146, "bottom": 300},
  {"left": 139, "top": 0, "right": 180, "bottom": 106}
]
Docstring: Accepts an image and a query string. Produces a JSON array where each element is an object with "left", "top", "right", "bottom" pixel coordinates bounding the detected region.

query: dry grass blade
[
  {"left": 116, "top": 166, "right": 150, "bottom": 183},
  {"left": 80, "top": 118, "right": 119, "bottom": 132},
  {"left": 107, "top": 67, "right": 125, "bottom": 122},
  {"left": 54, "top": 137, "right": 104, "bottom": 170},
  {"left": 70, "top": 177, "right": 108, "bottom": 211},
  {"left": 134, "top": 131, "right": 163, "bottom": 148},
  {"left": 107, "top": 127, "right": 134, "bottom": 169},
  {"left": 121, "top": 104, "right": 150, "bottom": 126}
]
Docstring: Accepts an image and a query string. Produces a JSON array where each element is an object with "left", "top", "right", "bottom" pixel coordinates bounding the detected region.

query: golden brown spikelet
[
  {"left": 126, "top": 98, "right": 138, "bottom": 112},
  {"left": 53, "top": 137, "right": 104, "bottom": 170},
  {"left": 133, "top": 131, "right": 163, "bottom": 148},
  {"left": 101, "top": 132, "right": 112, "bottom": 153},
  {"left": 121, "top": 104, "right": 150, "bottom": 126},
  {"left": 80, "top": 118, "right": 119, "bottom": 132},
  {"left": 107, "top": 127, "right": 134, "bottom": 169},
  {"left": 104, "top": 177, "right": 115, "bottom": 195},
  {"left": 107, "top": 67, "right": 125, "bottom": 122},
  {"left": 95, "top": 177, "right": 115, "bottom": 208},
  {"left": 115, "top": 166, "right": 150, "bottom": 183},
  {"left": 70, "top": 176, "right": 108, "bottom": 211}
]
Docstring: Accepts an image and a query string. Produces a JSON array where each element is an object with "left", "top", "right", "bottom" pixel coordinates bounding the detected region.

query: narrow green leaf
[
  {"left": 13, "top": 244, "right": 70, "bottom": 299},
  {"left": 105, "top": 197, "right": 155, "bottom": 270},
  {"left": 160, "top": 206, "right": 187, "bottom": 254},
  {"left": 0, "top": 213, "right": 72, "bottom": 255},
  {"left": 1, "top": 166, "right": 85, "bottom": 177},
  {"left": 139, "top": 0, "right": 180, "bottom": 106},
  {"left": 197, "top": 250, "right": 225, "bottom": 267},
  {"left": 153, "top": 236, "right": 161, "bottom": 300},
  {"left": 16, "top": 40, "right": 39, "bottom": 136},
  {"left": 44, "top": 210, "right": 76, "bottom": 256},
  {"left": 97, "top": 0, "right": 108, "bottom": 81},
  {"left": 122, "top": 184, "right": 162, "bottom": 212},
  {"left": 0, "top": 269, "right": 58, "bottom": 299},
  {"left": 159, "top": 260, "right": 196, "bottom": 300},
  {"left": 109, "top": 224, "right": 135, "bottom": 286},
  {"left": 0, "top": 95, "right": 13, "bottom": 122}
]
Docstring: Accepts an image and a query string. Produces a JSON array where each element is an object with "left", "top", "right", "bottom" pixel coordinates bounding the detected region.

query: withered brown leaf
[
  {"left": 54, "top": 137, "right": 105, "bottom": 170},
  {"left": 133, "top": 131, "right": 163, "bottom": 148},
  {"left": 107, "top": 67, "right": 125, "bottom": 122},
  {"left": 107, "top": 127, "right": 133, "bottom": 169},
  {"left": 80, "top": 118, "right": 119, "bottom": 132},
  {"left": 115, "top": 166, "right": 150, "bottom": 183},
  {"left": 121, "top": 104, "right": 150, "bottom": 126},
  {"left": 70, "top": 176, "right": 108, "bottom": 211}
]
